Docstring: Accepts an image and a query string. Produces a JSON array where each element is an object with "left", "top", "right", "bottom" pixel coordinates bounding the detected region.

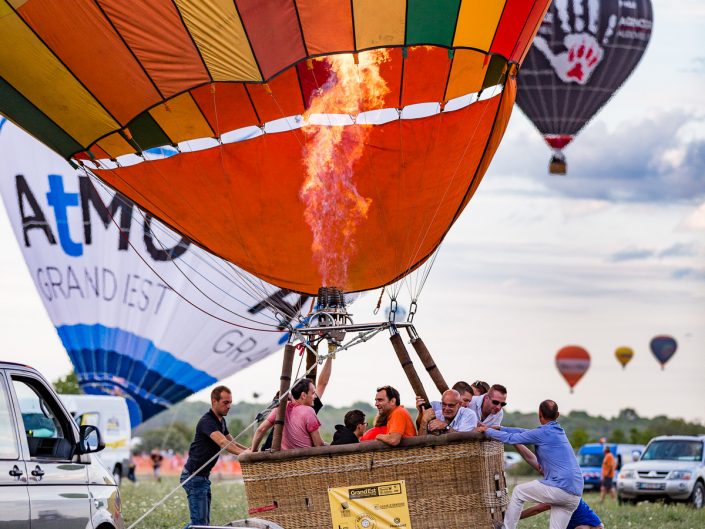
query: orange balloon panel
[
  {"left": 95, "top": 84, "right": 515, "bottom": 294},
  {"left": 556, "top": 345, "right": 591, "bottom": 391}
]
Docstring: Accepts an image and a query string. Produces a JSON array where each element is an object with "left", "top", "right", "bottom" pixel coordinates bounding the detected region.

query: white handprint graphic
[{"left": 533, "top": 0, "right": 618, "bottom": 85}]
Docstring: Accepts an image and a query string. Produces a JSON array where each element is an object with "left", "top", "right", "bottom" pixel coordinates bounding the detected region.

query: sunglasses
[{"left": 490, "top": 399, "right": 507, "bottom": 408}]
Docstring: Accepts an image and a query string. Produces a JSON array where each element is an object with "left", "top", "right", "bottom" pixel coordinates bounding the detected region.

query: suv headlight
[
  {"left": 667, "top": 470, "right": 692, "bottom": 480},
  {"left": 619, "top": 470, "right": 636, "bottom": 480}
]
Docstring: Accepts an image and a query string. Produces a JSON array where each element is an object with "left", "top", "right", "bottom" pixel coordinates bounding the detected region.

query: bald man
[{"left": 416, "top": 389, "right": 478, "bottom": 435}]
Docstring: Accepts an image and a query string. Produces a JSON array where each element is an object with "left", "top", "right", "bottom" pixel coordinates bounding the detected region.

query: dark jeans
[{"left": 180, "top": 469, "right": 211, "bottom": 527}]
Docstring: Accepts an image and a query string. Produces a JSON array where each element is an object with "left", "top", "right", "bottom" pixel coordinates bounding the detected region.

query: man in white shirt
[
  {"left": 468, "top": 384, "right": 507, "bottom": 427},
  {"left": 416, "top": 389, "right": 478, "bottom": 434}
]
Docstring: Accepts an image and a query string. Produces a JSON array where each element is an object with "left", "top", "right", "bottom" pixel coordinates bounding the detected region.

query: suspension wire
[
  {"left": 113, "top": 119, "right": 277, "bottom": 308},
  {"left": 126, "top": 322, "right": 388, "bottom": 529},
  {"left": 208, "top": 86, "right": 294, "bottom": 309},
  {"left": 85, "top": 117, "right": 306, "bottom": 324},
  {"left": 79, "top": 167, "right": 285, "bottom": 408},
  {"left": 394, "top": 82, "right": 505, "bottom": 300},
  {"left": 79, "top": 168, "right": 283, "bottom": 332},
  {"left": 372, "top": 286, "right": 385, "bottom": 315},
  {"left": 85, "top": 173, "right": 283, "bottom": 326},
  {"left": 387, "top": 96, "right": 445, "bottom": 302}
]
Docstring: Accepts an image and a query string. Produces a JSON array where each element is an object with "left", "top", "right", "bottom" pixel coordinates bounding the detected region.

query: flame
[{"left": 300, "top": 50, "right": 390, "bottom": 289}]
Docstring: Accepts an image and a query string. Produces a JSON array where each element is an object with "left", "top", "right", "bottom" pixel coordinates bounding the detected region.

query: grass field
[{"left": 121, "top": 477, "right": 705, "bottom": 529}]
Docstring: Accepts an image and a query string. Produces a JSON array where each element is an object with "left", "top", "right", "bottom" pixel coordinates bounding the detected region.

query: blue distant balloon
[{"left": 650, "top": 335, "right": 677, "bottom": 370}]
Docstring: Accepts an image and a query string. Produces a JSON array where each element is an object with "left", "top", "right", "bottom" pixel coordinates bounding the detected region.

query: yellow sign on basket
[{"left": 328, "top": 479, "right": 412, "bottom": 529}]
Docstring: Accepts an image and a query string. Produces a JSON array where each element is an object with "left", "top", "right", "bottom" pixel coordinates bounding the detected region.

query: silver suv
[
  {"left": 616, "top": 435, "right": 705, "bottom": 508},
  {"left": 0, "top": 361, "right": 124, "bottom": 529}
]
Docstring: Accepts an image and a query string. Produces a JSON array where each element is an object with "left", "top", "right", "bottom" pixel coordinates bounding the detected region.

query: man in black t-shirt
[{"left": 180, "top": 385, "right": 245, "bottom": 527}]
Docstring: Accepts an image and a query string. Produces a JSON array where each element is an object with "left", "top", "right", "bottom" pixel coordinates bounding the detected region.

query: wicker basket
[{"left": 239, "top": 432, "right": 507, "bottom": 529}]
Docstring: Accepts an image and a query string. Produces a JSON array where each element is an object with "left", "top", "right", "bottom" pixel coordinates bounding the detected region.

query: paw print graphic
[{"left": 533, "top": 0, "right": 618, "bottom": 85}]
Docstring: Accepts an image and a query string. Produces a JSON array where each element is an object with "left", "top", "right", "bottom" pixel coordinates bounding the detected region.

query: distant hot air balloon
[
  {"left": 650, "top": 335, "right": 677, "bottom": 370},
  {"left": 516, "top": 0, "right": 653, "bottom": 174},
  {"left": 615, "top": 346, "right": 634, "bottom": 369},
  {"left": 556, "top": 345, "right": 591, "bottom": 393}
]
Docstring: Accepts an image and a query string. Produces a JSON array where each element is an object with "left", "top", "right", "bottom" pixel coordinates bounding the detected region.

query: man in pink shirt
[{"left": 250, "top": 378, "right": 325, "bottom": 451}]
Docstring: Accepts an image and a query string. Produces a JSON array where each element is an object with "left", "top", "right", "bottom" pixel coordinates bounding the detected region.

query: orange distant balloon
[
  {"left": 556, "top": 346, "right": 591, "bottom": 393},
  {"left": 615, "top": 346, "right": 634, "bottom": 369}
]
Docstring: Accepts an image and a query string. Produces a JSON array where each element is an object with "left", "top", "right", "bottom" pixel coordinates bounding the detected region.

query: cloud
[
  {"left": 608, "top": 242, "right": 699, "bottom": 263},
  {"left": 657, "top": 242, "right": 698, "bottom": 258},
  {"left": 608, "top": 248, "right": 655, "bottom": 262},
  {"left": 681, "top": 57, "right": 705, "bottom": 75},
  {"left": 494, "top": 111, "right": 705, "bottom": 203},
  {"left": 672, "top": 267, "right": 705, "bottom": 281},
  {"left": 682, "top": 201, "right": 705, "bottom": 230}
]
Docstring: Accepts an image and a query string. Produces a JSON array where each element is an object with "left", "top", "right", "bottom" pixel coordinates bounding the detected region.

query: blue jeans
[{"left": 180, "top": 469, "right": 211, "bottom": 527}]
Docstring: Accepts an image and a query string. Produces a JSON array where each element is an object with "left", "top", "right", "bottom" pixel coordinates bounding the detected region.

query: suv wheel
[
  {"left": 689, "top": 482, "right": 704, "bottom": 509},
  {"left": 619, "top": 496, "right": 635, "bottom": 506}
]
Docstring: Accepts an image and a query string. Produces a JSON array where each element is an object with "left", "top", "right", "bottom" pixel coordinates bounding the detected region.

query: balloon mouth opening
[
  {"left": 310, "top": 286, "right": 349, "bottom": 344},
  {"left": 545, "top": 134, "right": 573, "bottom": 150},
  {"left": 316, "top": 286, "right": 345, "bottom": 310}
]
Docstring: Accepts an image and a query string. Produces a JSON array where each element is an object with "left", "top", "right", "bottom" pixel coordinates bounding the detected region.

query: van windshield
[
  {"left": 641, "top": 440, "right": 703, "bottom": 462},
  {"left": 577, "top": 453, "right": 604, "bottom": 467}
]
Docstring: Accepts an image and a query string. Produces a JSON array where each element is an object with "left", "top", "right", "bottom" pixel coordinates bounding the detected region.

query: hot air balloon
[
  {"left": 556, "top": 345, "right": 591, "bottom": 393},
  {"left": 615, "top": 346, "right": 634, "bottom": 369},
  {"left": 1, "top": 4, "right": 553, "bottom": 528},
  {"left": 0, "top": 123, "right": 305, "bottom": 427},
  {"left": 0, "top": 0, "right": 550, "bottom": 296},
  {"left": 650, "top": 335, "right": 677, "bottom": 370},
  {"left": 516, "top": 0, "right": 653, "bottom": 174}
]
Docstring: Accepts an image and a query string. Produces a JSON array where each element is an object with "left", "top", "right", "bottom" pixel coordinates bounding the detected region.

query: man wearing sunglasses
[
  {"left": 468, "top": 384, "right": 507, "bottom": 427},
  {"left": 416, "top": 389, "right": 478, "bottom": 434}
]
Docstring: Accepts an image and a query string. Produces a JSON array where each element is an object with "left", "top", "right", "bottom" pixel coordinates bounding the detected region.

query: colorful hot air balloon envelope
[
  {"left": 650, "top": 335, "right": 677, "bottom": 370},
  {"left": 516, "top": 0, "right": 653, "bottom": 174},
  {"left": 0, "top": 0, "right": 551, "bottom": 295},
  {"left": 556, "top": 345, "right": 591, "bottom": 393},
  {"left": 615, "top": 346, "right": 634, "bottom": 369}
]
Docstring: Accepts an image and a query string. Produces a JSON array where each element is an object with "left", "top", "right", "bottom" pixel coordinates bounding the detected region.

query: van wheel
[{"left": 689, "top": 482, "right": 704, "bottom": 509}]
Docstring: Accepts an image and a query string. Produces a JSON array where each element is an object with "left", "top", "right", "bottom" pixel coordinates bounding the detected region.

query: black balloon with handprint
[{"left": 516, "top": 0, "right": 653, "bottom": 174}]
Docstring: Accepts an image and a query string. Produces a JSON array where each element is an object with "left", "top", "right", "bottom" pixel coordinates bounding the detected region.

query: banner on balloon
[{"left": 0, "top": 123, "right": 307, "bottom": 426}]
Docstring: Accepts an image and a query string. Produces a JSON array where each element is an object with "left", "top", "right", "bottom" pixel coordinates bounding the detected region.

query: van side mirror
[{"left": 78, "top": 424, "right": 105, "bottom": 454}]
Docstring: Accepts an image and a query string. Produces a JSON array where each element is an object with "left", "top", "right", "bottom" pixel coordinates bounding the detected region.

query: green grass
[
  {"left": 121, "top": 479, "right": 705, "bottom": 529},
  {"left": 121, "top": 477, "right": 247, "bottom": 529}
]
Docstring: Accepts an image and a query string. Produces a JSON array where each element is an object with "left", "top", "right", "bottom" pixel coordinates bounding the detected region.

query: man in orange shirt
[
  {"left": 374, "top": 385, "right": 416, "bottom": 446},
  {"left": 600, "top": 445, "right": 617, "bottom": 503}
]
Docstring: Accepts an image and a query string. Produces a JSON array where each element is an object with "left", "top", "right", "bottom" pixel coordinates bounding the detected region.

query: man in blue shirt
[
  {"left": 477, "top": 400, "right": 582, "bottom": 529},
  {"left": 515, "top": 444, "right": 603, "bottom": 528}
]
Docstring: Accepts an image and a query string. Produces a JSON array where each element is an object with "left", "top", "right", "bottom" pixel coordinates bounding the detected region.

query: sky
[{"left": 1, "top": 0, "right": 704, "bottom": 425}]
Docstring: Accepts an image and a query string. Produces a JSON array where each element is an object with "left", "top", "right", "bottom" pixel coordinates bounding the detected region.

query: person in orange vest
[{"left": 600, "top": 445, "right": 617, "bottom": 503}]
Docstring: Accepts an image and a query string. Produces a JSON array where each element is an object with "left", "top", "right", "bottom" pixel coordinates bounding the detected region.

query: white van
[{"left": 59, "top": 394, "right": 131, "bottom": 485}]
